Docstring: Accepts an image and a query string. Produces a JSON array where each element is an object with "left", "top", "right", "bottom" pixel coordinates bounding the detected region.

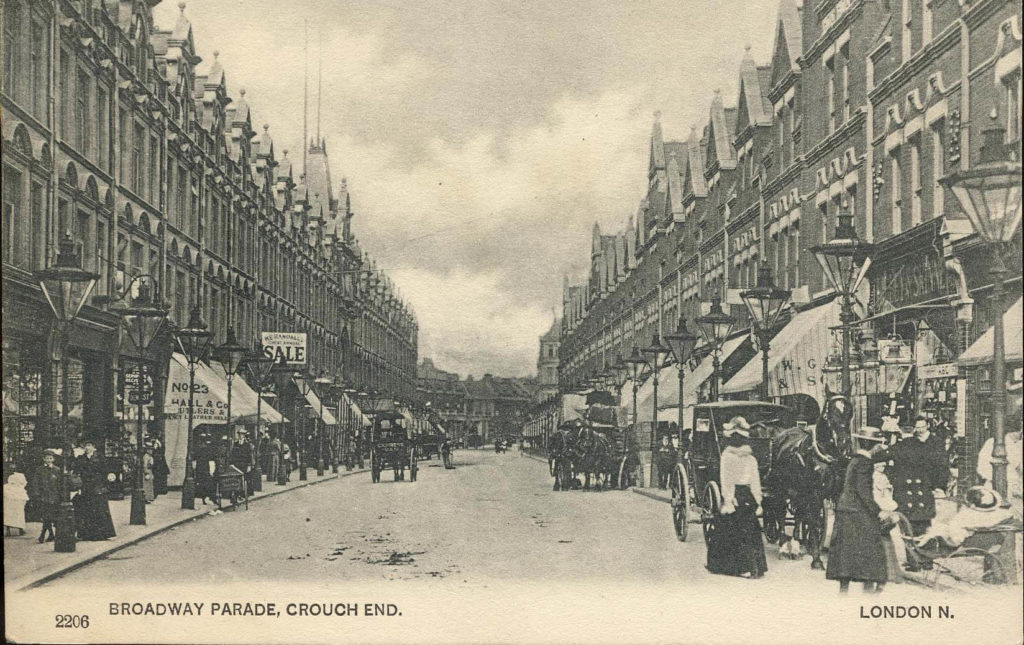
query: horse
[
  {"left": 571, "top": 425, "right": 618, "bottom": 491},
  {"left": 548, "top": 426, "right": 579, "bottom": 491},
  {"left": 762, "top": 394, "right": 854, "bottom": 570}
]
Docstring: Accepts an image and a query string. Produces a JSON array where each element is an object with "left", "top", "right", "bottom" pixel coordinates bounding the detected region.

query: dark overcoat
[
  {"left": 826, "top": 454, "right": 888, "bottom": 583},
  {"left": 887, "top": 435, "right": 949, "bottom": 522}
]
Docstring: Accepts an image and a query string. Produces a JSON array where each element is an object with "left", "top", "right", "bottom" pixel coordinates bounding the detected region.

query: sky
[{"left": 153, "top": 0, "right": 781, "bottom": 378}]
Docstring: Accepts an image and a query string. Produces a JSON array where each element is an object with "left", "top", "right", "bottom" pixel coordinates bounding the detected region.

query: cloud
[{"left": 152, "top": 0, "right": 782, "bottom": 377}]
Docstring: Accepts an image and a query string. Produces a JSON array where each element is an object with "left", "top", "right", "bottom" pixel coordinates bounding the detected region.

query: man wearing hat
[
  {"left": 827, "top": 426, "right": 890, "bottom": 593},
  {"left": 887, "top": 416, "right": 950, "bottom": 543},
  {"left": 27, "top": 450, "right": 62, "bottom": 543}
]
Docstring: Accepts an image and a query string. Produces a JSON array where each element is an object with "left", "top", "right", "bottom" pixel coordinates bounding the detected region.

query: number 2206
[{"left": 55, "top": 614, "right": 89, "bottom": 628}]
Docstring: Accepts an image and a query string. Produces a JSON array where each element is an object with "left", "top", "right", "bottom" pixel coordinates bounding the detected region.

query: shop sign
[
  {"left": 869, "top": 236, "right": 955, "bottom": 314},
  {"left": 919, "top": 363, "right": 958, "bottom": 379},
  {"left": 261, "top": 332, "right": 307, "bottom": 366}
]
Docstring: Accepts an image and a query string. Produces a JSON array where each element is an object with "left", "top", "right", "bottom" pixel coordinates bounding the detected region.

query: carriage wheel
[
  {"left": 549, "top": 458, "right": 557, "bottom": 477},
  {"left": 701, "top": 481, "right": 722, "bottom": 546},
  {"left": 670, "top": 464, "right": 691, "bottom": 542},
  {"left": 409, "top": 447, "right": 418, "bottom": 482}
]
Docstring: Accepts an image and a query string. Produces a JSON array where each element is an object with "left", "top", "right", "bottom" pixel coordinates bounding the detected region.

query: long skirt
[
  {"left": 266, "top": 454, "right": 279, "bottom": 481},
  {"left": 73, "top": 493, "right": 116, "bottom": 540},
  {"left": 825, "top": 510, "right": 888, "bottom": 583},
  {"left": 706, "top": 486, "right": 767, "bottom": 577}
]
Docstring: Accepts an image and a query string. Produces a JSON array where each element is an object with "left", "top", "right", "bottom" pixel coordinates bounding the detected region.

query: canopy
[
  {"left": 293, "top": 377, "right": 337, "bottom": 425},
  {"left": 207, "top": 361, "right": 287, "bottom": 425},
  {"left": 721, "top": 299, "right": 840, "bottom": 401},
  {"left": 959, "top": 296, "right": 1023, "bottom": 366},
  {"left": 626, "top": 334, "right": 748, "bottom": 430},
  {"left": 343, "top": 394, "right": 372, "bottom": 427}
]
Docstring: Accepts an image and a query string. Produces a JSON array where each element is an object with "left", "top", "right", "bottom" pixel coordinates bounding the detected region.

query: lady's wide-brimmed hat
[
  {"left": 964, "top": 485, "right": 1002, "bottom": 511},
  {"left": 723, "top": 416, "right": 751, "bottom": 438}
]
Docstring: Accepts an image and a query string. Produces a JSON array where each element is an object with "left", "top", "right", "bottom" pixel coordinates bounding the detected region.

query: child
[
  {"left": 4, "top": 472, "right": 29, "bottom": 536},
  {"left": 871, "top": 445, "right": 904, "bottom": 582}
]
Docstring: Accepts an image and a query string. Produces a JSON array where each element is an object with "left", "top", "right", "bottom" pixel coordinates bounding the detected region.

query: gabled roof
[
  {"left": 541, "top": 317, "right": 561, "bottom": 342},
  {"left": 706, "top": 91, "right": 737, "bottom": 171},
  {"left": 769, "top": 0, "right": 803, "bottom": 88},
  {"left": 736, "top": 51, "right": 773, "bottom": 130},
  {"left": 684, "top": 127, "right": 709, "bottom": 197}
]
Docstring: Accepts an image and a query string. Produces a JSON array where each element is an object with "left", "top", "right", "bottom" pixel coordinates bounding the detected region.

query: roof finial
[
  {"left": 282, "top": 149, "right": 288, "bottom": 157},
  {"left": 744, "top": 43, "right": 752, "bottom": 53},
  {"left": 263, "top": 123, "right": 269, "bottom": 132},
  {"left": 213, "top": 50, "right": 219, "bottom": 60},
  {"left": 654, "top": 110, "right": 662, "bottom": 123},
  {"left": 239, "top": 87, "right": 246, "bottom": 97},
  {"left": 178, "top": 2, "right": 186, "bottom": 13}
]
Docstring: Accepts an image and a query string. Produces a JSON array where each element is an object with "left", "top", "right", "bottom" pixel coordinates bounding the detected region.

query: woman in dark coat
[
  {"left": 826, "top": 428, "right": 889, "bottom": 592},
  {"left": 194, "top": 434, "right": 218, "bottom": 504},
  {"left": 152, "top": 437, "right": 170, "bottom": 496},
  {"left": 706, "top": 417, "right": 767, "bottom": 578},
  {"left": 72, "top": 441, "right": 116, "bottom": 541}
]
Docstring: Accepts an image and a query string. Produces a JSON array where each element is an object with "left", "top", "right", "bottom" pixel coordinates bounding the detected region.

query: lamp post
[
  {"left": 116, "top": 279, "right": 168, "bottom": 526},
  {"left": 293, "top": 373, "right": 313, "bottom": 481},
  {"left": 740, "top": 264, "right": 791, "bottom": 402},
  {"left": 214, "top": 327, "right": 247, "bottom": 463},
  {"left": 940, "top": 115, "right": 1022, "bottom": 502},
  {"left": 314, "top": 372, "right": 333, "bottom": 476},
  {"left": 175, "top": 305, "right": 213, "bottom": 509},
  {"left": 243, "top": 341, "right": 276, "bottom": 493},
  {"left": 343, "top": 383, "right": 358, "bottom": 470},
  {"left": 810, "top": 213, "right": 874, "bottom": 400},
  {"left": 663, "top": 317, "right": 699, "bottom": 434},
  {"left": 695, "top": 297, "right": 735, "bottom": 402},
  {"left": 624, "top": 346, "right": 647, "bottom": 433},
  {"left": 35, "top": 233, "right": 98, "bottom": 552},
  {"left": 643, "top": 335, "right": 672, "bottom": 487},
  {"left": 270, "top": 357, "right": 293, "bottom": 485}
]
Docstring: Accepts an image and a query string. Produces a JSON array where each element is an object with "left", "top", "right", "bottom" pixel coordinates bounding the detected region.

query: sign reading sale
[{"left": 261, "top": 332, "right": 308, "bottom": 366}]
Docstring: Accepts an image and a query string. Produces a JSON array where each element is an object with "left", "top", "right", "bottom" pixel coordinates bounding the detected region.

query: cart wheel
[
  {"left": 410, "top": 448, "right": 418, "bottom": 482},
  {"left": 702, "top": 481, "right": 721, "bottom": 546},
  {"left": 617, "top": 456, "right": 630, "bottom": 490},
  {"left": 671, "top": 464, "right": 691, "bottom": 542},
  {"left": 549, "top": 458, "right": 556, "bottom": 477}
]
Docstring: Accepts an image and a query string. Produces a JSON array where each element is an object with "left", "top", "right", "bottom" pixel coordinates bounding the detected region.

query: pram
[{"left": 898, "top": 513, "right": 1021, "bottom": 587}]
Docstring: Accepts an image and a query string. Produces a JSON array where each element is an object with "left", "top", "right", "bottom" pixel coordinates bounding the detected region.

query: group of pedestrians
[{"left": 827, "top": 416, "right": 951, "bottom": 593}]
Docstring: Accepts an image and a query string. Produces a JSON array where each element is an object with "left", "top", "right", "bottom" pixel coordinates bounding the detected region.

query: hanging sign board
[{"left": 261, "top": 332, "right": 307, "bottom": 366}]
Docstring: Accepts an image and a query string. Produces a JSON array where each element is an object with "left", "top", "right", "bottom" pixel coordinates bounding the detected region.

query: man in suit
[{"left": 888, "top": 416, "right": 950, "bottom": 549}]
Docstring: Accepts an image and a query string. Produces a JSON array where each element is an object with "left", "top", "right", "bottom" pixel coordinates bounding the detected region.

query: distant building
[{"left": 536, "top": 316, "right": 561, "bottom": 402}]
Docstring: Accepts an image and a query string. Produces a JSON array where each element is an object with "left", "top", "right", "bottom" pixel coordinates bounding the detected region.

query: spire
[
  {"left": 649, "top": 110, "right": 666, "bottom": 178},
  {"left": 317, "top": 27, "right": 323, "bottom": 144},
  {"left": 303, "top": 19, "right": 309, "bottom": 178}
]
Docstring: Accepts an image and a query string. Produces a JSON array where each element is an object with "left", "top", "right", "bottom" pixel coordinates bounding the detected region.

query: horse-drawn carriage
[
  {"left": 548, "top": 404, "right": 641, "bottom": 492},
  {"left": 368, "top": 411, "right": 418, "bottom": 483},
  {"left": 669, "top": 397, "right": 853, "bottom": 569}
]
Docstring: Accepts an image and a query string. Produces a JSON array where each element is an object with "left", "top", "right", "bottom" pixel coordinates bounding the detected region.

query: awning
[
  {"left": 293, "top": 377, "right": 337, "bottom": 425},
  {"left": 959, "top": 296, "right": 1023, "bottom": 366},
  {"left": 206, "top": 361, "right": 288, "bottom": 425},
  {"left": 343, "top": 394, "right": 372, "bottom": 427},
  {"left": 164, "top": 353, "right": 230, "bottom": 487},
  {"left": 721, "top": 299, "right": 840, "bottom": 401},
  {"left": 627, "top": 334, "right": 748, "bottom": 430}
]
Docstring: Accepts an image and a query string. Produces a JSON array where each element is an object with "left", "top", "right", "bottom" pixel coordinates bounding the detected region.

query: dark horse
[
  {"left": 762, "top": 394, "right": 854, "bottom": 569},
  {"left": 548, "top": 424, "right": 579, "bottom": 491},
  {"left": 571, "top": 426, "right": 618, "bottom": 490}
]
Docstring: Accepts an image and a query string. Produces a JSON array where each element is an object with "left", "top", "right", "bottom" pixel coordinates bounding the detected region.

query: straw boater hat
[
  {"left": 723, "top": 416, "right": 751, "bottom": 438},
  {"left": 964, "top": 486, "right": 1001, "bottom": 511}
]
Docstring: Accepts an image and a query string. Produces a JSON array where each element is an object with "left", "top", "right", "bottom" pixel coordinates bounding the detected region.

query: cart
[
  {"left": 899, "top": 514, "right": 1020, "bottom": 587},
  {"left": 216, "top": 465, "right": 249, "bottom": 510},
  {"left": 368, "top": 411, "right": 418, "bottom": 483},
  {"left": 668, "top": 401, "right": 795, "bottom": 542}
]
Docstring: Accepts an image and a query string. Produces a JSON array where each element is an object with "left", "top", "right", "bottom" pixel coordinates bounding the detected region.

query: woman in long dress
[
  {"left": 72, "top": 441, "right": 116, "bottom": 541},
  {"left": 706, "top": 417, "right": 767, "bottom": 578},
  {"left": 870, "top": 444, "right": 903, "bottom": 583},
  {"left": 142, "top": 447, "right": 155, "bottom": 503},
  {"left": 826, "top": 428, "right": 889, "bottom": 592}
]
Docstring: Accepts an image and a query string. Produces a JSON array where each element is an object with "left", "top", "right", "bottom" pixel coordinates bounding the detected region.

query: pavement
[{"left": 3, "top": 466, "right": 365, "bottom": 591}]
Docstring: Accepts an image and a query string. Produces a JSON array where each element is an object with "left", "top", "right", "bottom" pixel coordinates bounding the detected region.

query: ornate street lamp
[
  {"left": 643, "top": 334, "right": 672, "bottom": 486},
  {"left": 696, "top": 297, "right": 735, "bottom": 402},
  {"left": 663, "top": 317, "right": 699, "bottom": 433},
  {"left": 940, "top": 115, "right": 1022, "bottom": 503},
  {"left": 243, "top": 341, "right": 276, "bottom": 492},
  {"left": 35, "top": 233, "right": 98, "bottom": 552},
  {"left": 270, "top": 356, "right": 293, "bottom": 485},
  {"left": 175, "top": 305, "right": 212, "bottom": 510},
  {"left": 293, "top": 372, "right": 314, "bottom": 481},
  {"left": 116, "top": 279, "right": 168, "bottom": 526},
  {"left": 810, "top": 212, "right": 873, "bottom": 400},
  {"left": 740, "top": 264, "right": 791, "bottom": 402},
  {"left": 214, "top": 327, "right": 247, "bottom": 458},
  {"left": 314, "top": 372, "right": 333, "bottom": 476},
  {"left": 624, "top": 345, "right": 647, "bottom": 432}
]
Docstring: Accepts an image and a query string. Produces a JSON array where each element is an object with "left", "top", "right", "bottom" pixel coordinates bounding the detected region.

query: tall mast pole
[
  {"left": 317, "top": 27, "right": 323, "bottom": 144},
  {"left": 303, "top": 19, "right": 309, "bottom": 177}
]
